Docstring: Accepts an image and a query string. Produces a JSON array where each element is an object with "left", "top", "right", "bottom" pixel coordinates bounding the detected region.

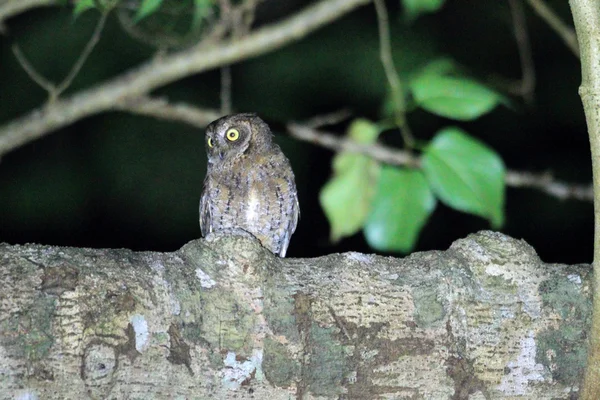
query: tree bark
[
  {"left": 568, "top": 1, "right": 600, "bottom": 398},
  {"left": 0, "top": 231, "right": 591, "bottom": 399}
]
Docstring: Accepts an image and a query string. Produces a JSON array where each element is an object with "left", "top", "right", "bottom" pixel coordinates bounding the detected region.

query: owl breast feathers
[{"left": 199, "top": 113, "right": 299, "bottom": 257}]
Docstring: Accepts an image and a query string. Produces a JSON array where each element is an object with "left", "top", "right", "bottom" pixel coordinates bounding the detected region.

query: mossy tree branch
[{"left": 0, "top": 232, "right": 591, "bottom": 398}]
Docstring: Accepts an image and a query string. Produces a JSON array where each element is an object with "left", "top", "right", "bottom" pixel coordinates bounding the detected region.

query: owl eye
[
  {"left": 207, "top": 137, "right": 214, "bottom": 148},
  {"left": 226, "top": 128, "right": 240, "bottom": 142}
]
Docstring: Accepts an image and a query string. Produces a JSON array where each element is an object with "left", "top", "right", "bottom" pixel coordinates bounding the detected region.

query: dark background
[{"left": 0, "top": 0, "right": 590, "bottom": 264}]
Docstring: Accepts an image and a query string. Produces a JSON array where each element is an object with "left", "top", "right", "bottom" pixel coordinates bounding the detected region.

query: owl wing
[
  {"left": 199, "top": 181, "right": 212, "bottom": 237},
  {"left": 279, "top": 190, "right": 300, "bottom": 257}
]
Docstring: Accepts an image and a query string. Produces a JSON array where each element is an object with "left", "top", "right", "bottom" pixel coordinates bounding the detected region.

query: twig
[
  {"left": 220, "top": 66, "right": 232, "bottom": 115},
  {"left": 288, "top": 123, "right": 592, "bottom": 202},
  {"left": 11, "top": 11, "right": 108, "bottom": 101},
  {"left": 288, "top": 122, "right": 419, "bottom": 167},
  {"left": 505, "top": 170, "right": 592, "bottom": 201},
  {"left": 508, "top": 0, "right": 536, "bottom": 104},
  {"left": 373, "top": 0, "right": 414, "bottom": 148},
  {"left": 0, "top": 0, "right": 56, "bottom": 32},
  {"left": 55, "top": 11, "right": 108, "bottom": 96},
  {"left": 0, "top": 0, "right": 372, "bottom": 156},
  {"left": 115, "top": 97, "right": 221, "bottom": 128},
  {"left": 11, "top": 44, "right": 56, "bottom": 93},
  {"left": 302, "top": 109, "right": 353, "bottom": 128},
  {"left": 104, "top": 96, "right": 596, "bottom": 203},
  {"left": 526, "top": 0, "right": 580, "bottom": 58},
  {"left": 240, "top": 0, "right": 261, "bottom": 35}
]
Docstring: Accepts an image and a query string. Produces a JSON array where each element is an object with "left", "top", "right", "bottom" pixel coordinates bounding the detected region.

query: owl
[{"left": 199, "top": 113, "right": 299, "bottom": 257}]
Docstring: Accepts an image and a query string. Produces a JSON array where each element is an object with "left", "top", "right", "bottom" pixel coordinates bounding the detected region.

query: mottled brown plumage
[{"left": 199, "top": 113, "right": 299, "bottom": 257}]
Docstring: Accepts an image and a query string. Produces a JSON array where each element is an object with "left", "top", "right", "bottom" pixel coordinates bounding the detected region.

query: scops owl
[{"left": 199, "top": 113, "right": 299, "bottom": 257}]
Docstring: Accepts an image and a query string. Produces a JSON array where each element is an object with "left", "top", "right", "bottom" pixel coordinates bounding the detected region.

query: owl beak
[{"left": 218, "top": 151, "right": 225, "bottom": 160}]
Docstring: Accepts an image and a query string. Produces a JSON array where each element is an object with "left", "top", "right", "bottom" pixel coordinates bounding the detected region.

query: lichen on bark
[{"left": 0, "top": 231, "right": 592, "bottom": 399}]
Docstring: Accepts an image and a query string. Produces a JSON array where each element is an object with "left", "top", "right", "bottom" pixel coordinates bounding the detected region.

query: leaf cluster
[{"left": 321, "top": 58, "right": 506, "bottom": 253}]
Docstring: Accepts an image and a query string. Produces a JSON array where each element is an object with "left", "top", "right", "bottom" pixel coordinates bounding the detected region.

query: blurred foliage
[
  {"left": 404, "top": 58, "right": 507, "bottom": 121},
  {"left": 321, "top": 121, "right": 505, "bottom": 252},
  {"left": 364, "top": 167, "right": 435, "bottom": 252},
  {"left": 401, "top": 0, "right": 446, "bottom": 22},
  {"left": 0, "top": 0, "right": 592, "bottom": 263},
  {"left": 320, "top": 119, "right": 381, "bottom": 242}
]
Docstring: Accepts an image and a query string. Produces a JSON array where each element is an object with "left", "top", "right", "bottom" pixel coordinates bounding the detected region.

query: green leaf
[
  {"left": 364, "top": 168, "right": 436, "bottom": 253},
  {"left": 73, "top": 0, "right": 96, "bottom": 18},
  {"left": 347, "top": 118, "right": 381, "bottom": 143},
  {"left": 193, "top": 0, "right": 213, "bottom": 28},
  {"left": 135, "top": 0, "right": 165, "bottom": 22},
  {"left": 383, "top": 58, "right": 457, "bottom": 117},
  {"left": 415, "top": 58, "right": 457, "bottom": 76},
  {"left": 320, "top": 119, "right": 381, "bottom": 242},
  {"left": 409, "top": 72, "right": 503, "bottom": 120},
  {"left": 402, "top": 0, "right": 446, "bottom": 21},
  {"left": 421, "top": 127, "right": 505, "bottom": 227}
]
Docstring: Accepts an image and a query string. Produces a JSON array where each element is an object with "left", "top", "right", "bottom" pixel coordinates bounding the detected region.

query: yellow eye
[
  {"left": 226, "top": 128, "right": 240, "bottom": 141},
  {"left": 207, "top": 137, "right": 214, "bottom": 148}
]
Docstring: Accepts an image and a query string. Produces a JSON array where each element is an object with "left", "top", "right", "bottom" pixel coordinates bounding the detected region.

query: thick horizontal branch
[
  {"left": 0, "top": 0, "right": 372, "bottom": 156},
  {"left": 0, "top": 231, "right": 590, "bottom": 398}
]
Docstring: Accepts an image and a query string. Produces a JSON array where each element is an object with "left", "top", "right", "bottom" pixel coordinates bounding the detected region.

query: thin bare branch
[
  {"left": 220, "top": 66, "right": 232, "bottom": 115},
  {"left": 11, "top": 43, "right": 57, "bottom": 93},
  {"left": 302, "top": 109, "right": 353, "bottom": 129},
  {"left": 373, "top": 0, "right": 414, "bottom": 148},
  {"left": 288, "top": 123, "right": 592, "bottom": 202},
  {"left": 12, "top": 11, "right": 108, "bottom": 101},
  {"left": 106, "top": 96, "right": 595, "bottom": 203},
  {"left": 115, "top": 97, "right": 221, "bottom": 128},
  {"left": 56, "top": 11, "right": 108, "bottom": 95},
  {"left": 505, "top": 170, "right": 592, "bottom": 201},
  {"left": 508, "top": 0, "right": 536, "bottom": 104},
  {"left": 0, "top": 0, "right": 56, "bottom": 31},
  {"left": 526, "top": 0, "right": 580, "bottom": 58},
  {"left": 288, "top": 122, "right": 419, "bottom": 167},
  {"left": 0, "top": 0, "right": 372, "bottom": 156}
]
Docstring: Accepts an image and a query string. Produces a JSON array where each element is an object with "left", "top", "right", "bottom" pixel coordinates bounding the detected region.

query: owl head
[{"left": 204, "top": 113, "right": 273, "bottom": 165}]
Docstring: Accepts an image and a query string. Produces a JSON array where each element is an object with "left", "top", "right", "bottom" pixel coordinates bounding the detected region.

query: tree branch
[
  {"left": 0, "top": 0, "right": 372, "bottom": 156},
  {"left": 288, "top": 123, "right": 593, "bottom": 202},
  {"left": 111, "top": 97, "right": 595, "bottom": 203},
  {"left": 0, "top": 0, "right": 57, "bottom": 31},
  {"left": 528, "top": 0, "right": 580, "bottom": 58},
  {"left": 568, "top": 1, "right": 600, "bottom": 398},
  {"left": 115, "top": 96, "right": 221, "bottom": 128},
  {"left": 0, "top": 232, "right": 591, "bottom": 398},
  {"left": 11, "top": 43, "right": 56, "bottom": 93},
  {"left": 220, "top": 66, "right": 233, "bottom": 115},
  {"left": 373, "top": 0, "right": 414, "bottom": 148},
  {"left": 508, "top": 0, "right": 536, "bottom": 103},
  {"left": 288, "top": 122, "right": 419, "bottom": 167},
  {"left": 11, "top": 11, "right": 108, "bottom": 101},
  {"left": 55, "top": 10, "right": 108, "bottom": 96}
]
